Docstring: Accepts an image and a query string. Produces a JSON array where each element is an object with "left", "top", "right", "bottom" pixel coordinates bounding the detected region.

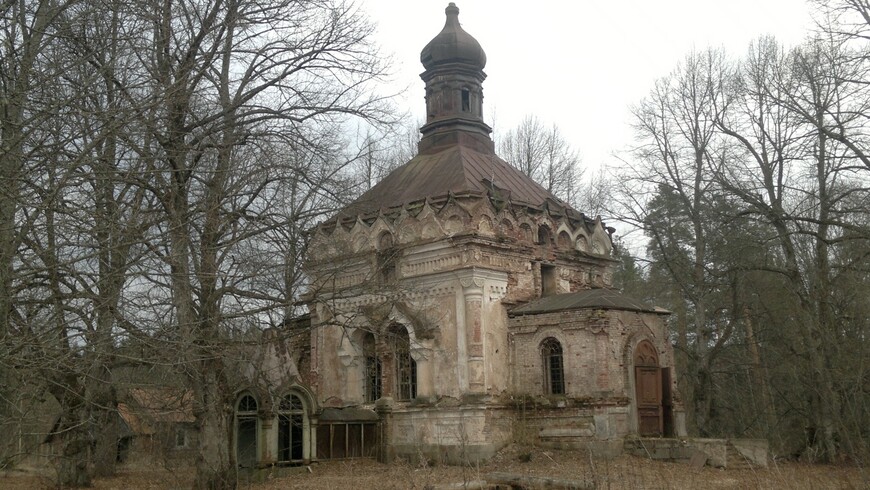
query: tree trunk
[
  {"left": 193, "top": 374, "right": 235, "bottom": 490},
  {"left": 742, "top": 306, "right": 774, "bottom": 434}
]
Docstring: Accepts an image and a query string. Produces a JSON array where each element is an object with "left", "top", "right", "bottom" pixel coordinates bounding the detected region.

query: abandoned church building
[{"left": 235, "top": 3, "right": 686, "bottom": 467}]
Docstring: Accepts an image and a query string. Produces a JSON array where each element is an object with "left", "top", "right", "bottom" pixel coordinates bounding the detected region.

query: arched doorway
[
  {"left": 236, "top": 394, "right": 259, "bottom": 467},
  {"left": 634, "top": 341, "right": 664, "bottom": 436}
]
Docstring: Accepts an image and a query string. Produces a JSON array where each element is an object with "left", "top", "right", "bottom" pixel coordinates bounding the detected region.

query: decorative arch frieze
[
  {"left": 575, "top": 235, "right": 589, "bottom": 252},
  {"left": 444, "top": 214, "right": 464, "bottom": 235},
  {"left": 352, "top": 233, "right": 370, "bottom": 253},
  {"left": 478, "top": 214, "right": 494, "bottom": 235},
  {"left": 518, "top": 222, "right": 534, "bottom": 242},
  {"left": 368, "top": 216, "right": 392, "bottom": 238},
  {"left": 557, "top": 230, "right": 572, "bottom": 249}
]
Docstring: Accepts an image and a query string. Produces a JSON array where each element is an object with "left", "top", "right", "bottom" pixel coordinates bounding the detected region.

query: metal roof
[
  {"left": 509, "top": 288, "right": 667, "bottom": 316},
  {"left": 341, "top": 144, "right": 569, "bottom": 218},
  {"left": 420, "top": 3, "right": 486, "bottom": 71}
]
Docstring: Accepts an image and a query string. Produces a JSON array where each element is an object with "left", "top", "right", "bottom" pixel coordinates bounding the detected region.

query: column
[{"left": 461, "top": 277, "right": 485, "bottom": 393}]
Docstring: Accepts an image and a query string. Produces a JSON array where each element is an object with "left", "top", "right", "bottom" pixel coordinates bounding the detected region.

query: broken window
[
  {"left": 278, "top": 394, "right": 305, "bottom": 463},
  {"left": 236, "top": 394, "right": 259, "bottom": 467},
  {"left": 363, "top": 332, "right": 382, "bottom": 403},
  {"left": 541, "top": 338, "right": 565, "bottom": 395},
  {"left": 316, "top": 422, "right": 379, "bottom": 460},
  {"left": 389, "top": 326, "right": 417, "bottom": 401}
]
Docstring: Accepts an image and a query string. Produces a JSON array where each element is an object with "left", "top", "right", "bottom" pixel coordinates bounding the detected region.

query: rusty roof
[
  {"left": 118, "top": 388, "right": 195, "bottom": 435},
  {"left": 509, "top": 289, "right": 668, "bottom": 316},
  {"left": 340, "top": 144, "right": 570, "bottom": 218}
]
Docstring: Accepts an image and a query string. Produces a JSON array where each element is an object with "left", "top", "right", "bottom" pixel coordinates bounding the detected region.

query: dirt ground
[{"left": 2, "top": 445, "right": 867, "bottom": 489}]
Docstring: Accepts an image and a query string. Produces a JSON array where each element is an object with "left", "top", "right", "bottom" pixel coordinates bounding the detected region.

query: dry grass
[{"left": 3, "top": 445, "right": 867, "bottom": 489}]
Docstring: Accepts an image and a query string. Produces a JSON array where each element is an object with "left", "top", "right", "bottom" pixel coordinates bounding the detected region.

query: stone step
[
  {"left": 624, "top": 438, "right": 767, "bottom": 470},
  {"left": 726, "top": 443, "right": 754, "bottom": 470}
]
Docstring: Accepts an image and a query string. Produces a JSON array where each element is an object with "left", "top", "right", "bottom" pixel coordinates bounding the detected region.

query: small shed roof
[
  {"left": 319, "top": 407, "right": 379, "bottom": 422},
  {"left": 509, "top": 288, "right": 668, "bottom": 316}
]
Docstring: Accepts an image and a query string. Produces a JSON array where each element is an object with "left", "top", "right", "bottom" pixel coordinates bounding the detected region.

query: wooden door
[{"left": 634, "top": 341, "right": 663, "bottom": 436}]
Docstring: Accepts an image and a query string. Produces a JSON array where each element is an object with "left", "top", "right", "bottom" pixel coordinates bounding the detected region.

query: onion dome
[{"left": 420, "top": 3, "right": 486, "bottom": 70}]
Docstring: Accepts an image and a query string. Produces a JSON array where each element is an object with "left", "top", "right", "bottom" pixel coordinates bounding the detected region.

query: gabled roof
[
  {"left": 339, "top": 144, "right": 571, "bottom": 218},
  {"left": 509, "top": 288, "right": 668, "bottom": 316}
]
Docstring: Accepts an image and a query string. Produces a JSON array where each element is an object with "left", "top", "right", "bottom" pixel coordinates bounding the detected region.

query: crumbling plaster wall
[
  {"left": 303, "top": 195, "right": 628, "bottom": 454},
  {"left": 308, "top": 198, "right": 612, "bottom": 405},
  {"left": 508, "top": 309, "right": 674, "bottom": 401},
  {"left": 381, "top": 404, "right": 514, "bottom": 464}
]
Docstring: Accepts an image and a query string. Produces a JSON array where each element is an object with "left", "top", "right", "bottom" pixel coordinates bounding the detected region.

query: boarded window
[{"left": 541, "top": 264, "right": 557, "bottom": 297}]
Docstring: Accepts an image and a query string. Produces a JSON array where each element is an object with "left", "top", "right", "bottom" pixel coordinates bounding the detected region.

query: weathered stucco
[{"left": 234, "top": 3, "right": 684, "bottom": 467}]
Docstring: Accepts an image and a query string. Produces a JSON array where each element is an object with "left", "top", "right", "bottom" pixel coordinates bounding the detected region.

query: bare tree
[
  {"left": 617, "top": 31, "right": 870, "bottom": 462},
  {"left": 115, "top": 0, "right": 393, "bottom": 486},
  {"left": 498, "top": 115, "right": 583, "bottom": 206},
  {"left": 616, "top": 48, "right": 732, "bottom": 435},
  {"left": 810, "top": 0, "right": 870, "bottom": 171},
  {"left": 713, "top": 34, "right": 870, "bottom": 462},
  {"left": 2, "top": 0, "right": 396, "bottom": 487}
]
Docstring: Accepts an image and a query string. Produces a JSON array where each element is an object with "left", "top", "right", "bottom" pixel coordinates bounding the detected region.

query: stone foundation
[{"left": 382, "top": 405, "right": 513, "bottom": 464}]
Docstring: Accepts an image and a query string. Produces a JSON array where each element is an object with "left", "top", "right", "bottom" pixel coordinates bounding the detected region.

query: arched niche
[{"left": 557, "top": 231, "right": 572, "bottom": 249}]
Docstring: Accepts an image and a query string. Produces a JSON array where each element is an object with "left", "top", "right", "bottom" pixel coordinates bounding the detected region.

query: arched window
[
  {"left": 519, "top": 223, "right": 533, "bottom": 242},
  {"left": 389, "top": 326, "right": 416, "bottom": 401},
  {"left": 363, "top": 332, "right": 381, "bottom": 403},
  {"left": 277, "top": 394, "right": 305, "bottom": 463},
  {"left": 541, "top": 338, "right": 565, "bottom": 395},
  {"left": 461, "top": 87, "right": 471, "bottom": 112},
  {"left": 236, "top": 394, "right": 258, "bottom": 467}
]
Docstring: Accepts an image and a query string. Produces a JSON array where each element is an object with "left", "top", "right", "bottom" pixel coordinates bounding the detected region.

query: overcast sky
[{"left": 362, "top": 0, "right": 816, "bottom": 173}]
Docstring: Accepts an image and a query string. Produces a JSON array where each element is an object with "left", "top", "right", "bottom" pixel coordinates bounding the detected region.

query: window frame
[
  {"left": 362, "top": 332, "right": 382, "bottom": 403},
  {"left": 541, "top": 337, "right": 565, "bottom": 395},
  {"left": 389, "top": 326, "right": 417, "bottom": 401},
  {"left": 277, "top": 393, "right": 306, "bottom": 463}
]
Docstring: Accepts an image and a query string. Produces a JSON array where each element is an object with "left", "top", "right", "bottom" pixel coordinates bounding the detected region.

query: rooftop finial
[
  {"left": 445, "top": 3, "right": 459, "bottom": 27},
  {"left": 420, "top": 3, "right": 486, "bottom": 71}
]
